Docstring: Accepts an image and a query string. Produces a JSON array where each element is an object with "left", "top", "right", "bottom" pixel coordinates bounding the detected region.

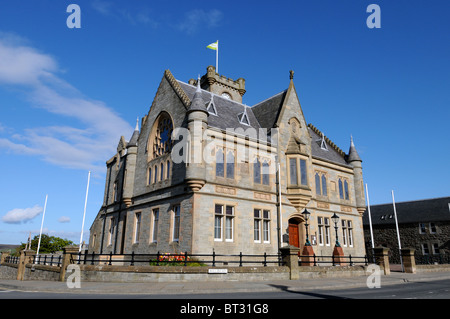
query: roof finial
[
  {"left": 196, "top": 75, "right": 201, "bottom": 92},
  {"left": 350, "top": 134, "right": 355, "bottom": 147},
  {"left": 289, "top": 70, "right": 294, "bottom": 80},
  {"left": 135, "top": 117, "right": 139, "bottom": 131}
]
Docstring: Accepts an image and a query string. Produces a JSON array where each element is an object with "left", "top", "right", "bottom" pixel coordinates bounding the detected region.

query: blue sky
[{"left": 0, "top": 1, "right": 449, "bottom": 245}]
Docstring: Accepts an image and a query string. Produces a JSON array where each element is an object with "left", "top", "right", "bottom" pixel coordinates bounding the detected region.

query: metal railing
[
  {"left": 4, "top": 255, "right": 19, "bottom": 264},
  {"left": 70, "top": 251, "right": 284, "bottom": 267},
  {"left": 32, "top": 254, "right": 62, "bottom": 267},
  {"left": 298, "top": 254, "right": 369, "bottom": 266}
]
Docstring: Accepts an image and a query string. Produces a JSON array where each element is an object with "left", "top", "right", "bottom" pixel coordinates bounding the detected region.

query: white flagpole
[
  {"left": 365, "top": 184, "right": 375, "bottom": 263},
  {"left": 79, "top": 171, "right": 91, "bottom": 252},
  {"left": 391, "top": 189, "right": 404, "bottom": 272},
  {"left": 36, "top": 194, "right": 48, "bottom": 259},
  {"left": 365, "top": 184, "right": 375, "bottom": 249},
  {"left": 216, "top": 40, "right": 219, "bottom": 73}
]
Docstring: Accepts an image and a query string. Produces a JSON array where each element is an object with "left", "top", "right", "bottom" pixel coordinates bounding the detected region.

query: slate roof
[
  {"left": 177, "top": 80, "right": 262, "bottom": 132},
  {"left": 362, "top": 197, "right": 450, "bottom": 226},
  {"left": 175, "top": 77, "right": 352, "bottom": 167},
  {"left": 308, "top": 127, "right": 350, "bottom": 167},
  {"left": 251, "top": 90, "right": 287, "bottom": 129}
]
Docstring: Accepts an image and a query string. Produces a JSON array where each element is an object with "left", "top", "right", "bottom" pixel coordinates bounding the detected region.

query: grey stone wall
[
  {"left": 0, "top": 264, "right": 18, "bottom": 279},
  {"left": 364, "top": 221, "right": 450, "bottom": 263}
]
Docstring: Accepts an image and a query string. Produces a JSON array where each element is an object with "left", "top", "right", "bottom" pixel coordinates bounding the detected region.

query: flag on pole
[
  {"left": 207, "top": 40, "right": 219, "bottom": 73},
  {"left": 207, "top": 41, "right": 218, "bottom": 50}
]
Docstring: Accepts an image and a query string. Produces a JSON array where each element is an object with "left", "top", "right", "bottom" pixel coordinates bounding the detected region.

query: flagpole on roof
[
  {"left": 207, "top": 40, "right": 219, "bottom": 73},
  {"left": 79, "top": 171, "right": 91, "bottom": 252},
  {"left": 391, "top": 189, "right": 404, "bottom": 272}
]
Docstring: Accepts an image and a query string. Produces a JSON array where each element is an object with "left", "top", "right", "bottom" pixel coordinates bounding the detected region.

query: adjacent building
[
  {"left": 363, "top": 196, "right": 450, "bottom": 263},
  {"left": 88, "top": 66, "right": 367, "bottom": 260}
]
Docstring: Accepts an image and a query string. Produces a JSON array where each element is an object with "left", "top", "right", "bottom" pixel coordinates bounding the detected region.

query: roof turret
[
  {"left": 187, "top": 76, "right": 208, "bottom": 114},
  {"left": 127, "top": 117, "right": 140, "bottom": 147},
  {"left": 347, "top": 135, "right": 362, "bottom": 162}
]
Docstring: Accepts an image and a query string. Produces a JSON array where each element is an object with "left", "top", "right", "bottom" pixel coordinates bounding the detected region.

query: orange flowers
[{"left": 157, "top": 253, "right": 190, "bottom": 263}]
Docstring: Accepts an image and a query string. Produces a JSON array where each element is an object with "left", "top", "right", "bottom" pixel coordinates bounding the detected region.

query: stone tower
[
  {"left": 189, "top": 66, "right": 246, "bottom": 103},
  {"left": 122, "top": 119, "right": 139, "bottom": 207},
  {"left": 185, "top": 78, "right": 209, "bottom": 191},
  {"left": 347, "top": 136, "right": 365, "bottom": 215}
]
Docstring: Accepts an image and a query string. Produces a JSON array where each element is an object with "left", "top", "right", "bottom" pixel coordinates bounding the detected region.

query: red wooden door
[{"left": 288, "top": 222, "right": 300, "bottom": 248}]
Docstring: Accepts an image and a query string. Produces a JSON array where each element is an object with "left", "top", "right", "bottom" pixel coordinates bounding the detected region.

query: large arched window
[{"left": 151, "top": 112, "right": 173, "bottom": 160}]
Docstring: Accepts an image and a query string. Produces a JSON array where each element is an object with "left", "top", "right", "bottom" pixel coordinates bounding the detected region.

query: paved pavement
[{"left": 1, "top": 271, "right": 450, "bottom": 296}]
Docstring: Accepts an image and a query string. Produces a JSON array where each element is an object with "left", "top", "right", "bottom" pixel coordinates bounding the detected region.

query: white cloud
[
  {"left": 91, "top": 0, "right": 114, "bottom": 16},
  {"left": 0, "top": 35, "right": 58, "bottom": 86},
  {"left": 2, "top": 205, "right": 43, "bottom": 224},
  {"left": 58, "top": 216, "right": 71, "bottom": 223},
  {"left": 91, "top": 1, "right": 158, "bottom": 28},
  {"left": 177, "top": 9, "right": 223, "bottom": 34},
  {"left": 0, "top": 33, "right": 133, "bottom": 172}
]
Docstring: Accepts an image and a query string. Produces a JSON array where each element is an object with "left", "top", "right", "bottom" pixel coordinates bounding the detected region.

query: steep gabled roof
[{"left": 251, "top": 90, "right": 287, "bottom": 129}]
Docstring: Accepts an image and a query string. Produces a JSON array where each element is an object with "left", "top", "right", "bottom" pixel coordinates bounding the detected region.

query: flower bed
[{"left": 149, "top": 253, "right": 206, "bottom": 266}]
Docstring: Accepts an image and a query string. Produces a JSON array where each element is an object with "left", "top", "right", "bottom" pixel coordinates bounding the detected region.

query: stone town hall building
[{"left": 88, "top": 66, "right": 367, "bottom": 259}]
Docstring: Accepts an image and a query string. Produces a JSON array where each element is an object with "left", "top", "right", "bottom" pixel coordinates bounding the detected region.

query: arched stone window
[{"left": 149, "top": 112, "right": 174, "bottom": 161}]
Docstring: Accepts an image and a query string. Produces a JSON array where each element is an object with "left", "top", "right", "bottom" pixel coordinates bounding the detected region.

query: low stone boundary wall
[
  {"left": 65, "top": 264, "right": 368, "bottom": 283},
  {"left": 1, "top": 262, "right": 368, "bottom": 283},
  {"left": 0, "top": 263, "right": 18, "bottom": 279},
  {"left": 24, "top": 264, "right": 60, "bottom": 281},
  {"left": 74, "top": 265, "right": 290, "bottom": 283},
  {"left": 416, "top": 264, "right": 450, "bottom": 273},
  {"left": 297, "top": 265, "right": 368, "bottom": 278}
]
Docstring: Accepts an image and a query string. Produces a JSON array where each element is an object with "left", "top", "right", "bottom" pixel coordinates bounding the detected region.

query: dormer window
[
  {"left": 238, "top": 107, "right": 250, "bottom": 125},
  {"left": 206, "top": 97, "right": 218, "bottom": 115},
  {"left": 318, "top": 133, "right": 328, "bottom": 151}
]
